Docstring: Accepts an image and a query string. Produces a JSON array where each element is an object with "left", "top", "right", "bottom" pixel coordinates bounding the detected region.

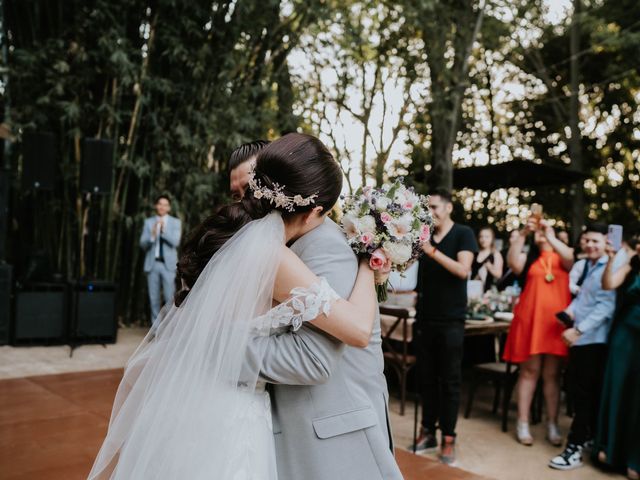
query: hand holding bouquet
[{"left": 340, "top": 180, "right": 433, "bottom": 301}]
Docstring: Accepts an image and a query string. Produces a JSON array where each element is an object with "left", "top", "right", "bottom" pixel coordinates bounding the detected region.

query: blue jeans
[{"left": 146, "top": 261, "right": 175, "bottom": 324}]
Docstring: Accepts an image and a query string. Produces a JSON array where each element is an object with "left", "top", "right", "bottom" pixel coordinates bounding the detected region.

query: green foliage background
[{"left": 2, "top": 0, "right": 638, "bottom": 324}]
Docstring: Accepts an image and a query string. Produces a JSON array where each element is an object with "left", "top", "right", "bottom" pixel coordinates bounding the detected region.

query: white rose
[
  {"left": 393, "top": 186, "right": 407, "bottom": 203},
  {"left": 405, "top": 192, "right": 420, "bottom": 205},
  {"left": 383, "top": 241, "right": 412, "bottom": 265},
  {"left": 387, "top": 214, "right": 413, "bottom": 239},
  {"left": 376, "top": 197, "right": 391, "bottom": 211},
  {"left": 357, "top": 215, "right": 377, "bottom": 234},
  {"left": 342, "top": 213, "right": 360, "bottom": 239}
]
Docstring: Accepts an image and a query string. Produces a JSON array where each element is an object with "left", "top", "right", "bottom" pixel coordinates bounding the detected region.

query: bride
[{"left": 88, "top": 133, "right": 380, "bottom": 479}]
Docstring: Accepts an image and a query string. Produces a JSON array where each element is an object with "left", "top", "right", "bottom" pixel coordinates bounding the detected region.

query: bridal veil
[{"left": 88, "top": 212, "right": 284, "bottom": 479}]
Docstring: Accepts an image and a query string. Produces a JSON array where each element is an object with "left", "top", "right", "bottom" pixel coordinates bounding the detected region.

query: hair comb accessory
[{"left": 248, "top": 170, "right": 318, "bottom": 212}]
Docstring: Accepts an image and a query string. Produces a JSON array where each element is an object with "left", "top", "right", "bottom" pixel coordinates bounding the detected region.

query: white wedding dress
[
  {"left": 88, "top": 213, "right": 340, "bottom": 480},
  {"left": 227, "top": 280, "right": 339, "bottom": 480}
]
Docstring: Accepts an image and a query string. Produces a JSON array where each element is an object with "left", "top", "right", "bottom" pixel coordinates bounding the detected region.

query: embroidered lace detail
[{"left": 260, "top": 278, "right": 340, "bottom": 331}]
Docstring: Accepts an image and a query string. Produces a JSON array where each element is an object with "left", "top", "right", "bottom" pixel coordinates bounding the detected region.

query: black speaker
[
  {"left": 12, "top": 282, "right": 67, "bottom": 344},
  {"left": 22, "top": 132, "right": 55, "bottom": 190},
  {"left": 71, "top": 280, "right": 117, "bottom": 343},
  {"left": 0, "top": 264, "right": 11, "bottom": 345},
  {"left": 81, "top": 138, "right": 114, "bottom": 194},
  {"left": 0, "top": 170, "right": 8, "bottom": 261}
]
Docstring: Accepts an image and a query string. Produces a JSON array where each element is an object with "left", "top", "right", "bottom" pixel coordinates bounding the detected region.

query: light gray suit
[
  {"left": 139, "top": 215, "right": 181, "bottom": 324},
  {"left": 256, "top": 218, "right": 403, "bottom": 480}
]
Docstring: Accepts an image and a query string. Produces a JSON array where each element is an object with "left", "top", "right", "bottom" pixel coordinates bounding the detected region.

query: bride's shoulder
[
  {"left": 280, "top": 244, "right": 306, "bottom": 266},
  {"left": 274, "top": 245, "right": 317, "bottom": 292}
]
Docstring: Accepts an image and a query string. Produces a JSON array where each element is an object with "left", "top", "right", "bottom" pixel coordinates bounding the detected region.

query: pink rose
[
  {"left": 403, "top": 201, "right": 415, "bottom": 210},
  {"left": 380, "top": 212, "right": 392, "bottom": 224},
  {"left": 419, "top": 224, "right": 431, "bottom": 243},
  {"left": 369, "top": 248, "right": 389, "bottom": 271},
  {"left": 360, "top": 232, "right": 374, "bottom": 245}
]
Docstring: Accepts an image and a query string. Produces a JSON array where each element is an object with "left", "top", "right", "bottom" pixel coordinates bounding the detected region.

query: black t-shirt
[{"left": 419, "top": 223, "right": 478, "bottom": 321}]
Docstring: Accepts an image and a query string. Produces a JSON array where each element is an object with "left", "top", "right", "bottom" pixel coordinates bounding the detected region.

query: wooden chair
[
  {"left": 464, "top": 361, "right": 519, "bottom": 432},
  {"left": 464, "top": 361, "right": 547, "bottom": 432},
  {"left": 380, "top": 302, "right": 416, "bottom": 416}
]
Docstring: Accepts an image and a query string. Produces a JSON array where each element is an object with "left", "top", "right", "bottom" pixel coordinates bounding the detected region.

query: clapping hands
[{"left": 151, "top": 219, "right": 164, "bottom": 240}]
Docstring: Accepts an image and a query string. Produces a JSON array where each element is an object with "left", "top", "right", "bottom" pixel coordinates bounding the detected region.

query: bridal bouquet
[{"left": 341, "top": 180, "right": 433, "bottom": 302}]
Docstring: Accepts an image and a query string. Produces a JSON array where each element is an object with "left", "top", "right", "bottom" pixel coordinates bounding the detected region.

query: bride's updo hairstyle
[{"left": 174, "top": 133, "right": 343, "bottom": 306}]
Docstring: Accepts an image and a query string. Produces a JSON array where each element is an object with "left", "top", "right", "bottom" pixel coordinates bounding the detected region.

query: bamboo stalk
[
  {"left": 104, "top": 78, "right": 122, "bottom": 273},
  {"left": 74, "top": 132, "right": 84, "bottom": 277}
]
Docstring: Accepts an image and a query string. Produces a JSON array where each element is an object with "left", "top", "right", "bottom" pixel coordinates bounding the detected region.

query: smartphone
[
  {"left": 608, "top": 224, "right": 623, "bottom": 252},
  {"left": 530, "top": 203, "right": 543, "bottom": 228},
  {"left": 555, "top": 311, "right": 574, "bottom": 328}
]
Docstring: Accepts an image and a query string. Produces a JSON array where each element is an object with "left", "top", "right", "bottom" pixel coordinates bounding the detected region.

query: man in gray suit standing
[
  {"left": 139, "top": 195, "right": 181, "bottom": 325},
  {"left": 230, "top": 138, "right": 400, "bottom": 478},
  {"left": 253, "top": 217, "right": 403, "bottom": 480}
]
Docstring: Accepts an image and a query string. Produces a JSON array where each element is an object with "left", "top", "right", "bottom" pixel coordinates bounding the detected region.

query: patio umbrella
[{"left": 453, "top": 160, "right": 588, "bottom": 191}]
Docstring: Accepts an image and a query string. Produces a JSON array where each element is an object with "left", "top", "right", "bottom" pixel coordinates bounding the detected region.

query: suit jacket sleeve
[
  {"left": 162, "top": 218, "right": 182, "bottom": 248},
  {"left": 248, "top": 225, "right": 357, "bottom": 385},
  {"left": 139, "top": 219, "right": 153, "bottom": 250}
]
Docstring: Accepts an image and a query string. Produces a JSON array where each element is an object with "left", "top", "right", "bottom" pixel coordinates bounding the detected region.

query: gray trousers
[{"left": 146, "top": 260, "right": 175, "bottom": 324}]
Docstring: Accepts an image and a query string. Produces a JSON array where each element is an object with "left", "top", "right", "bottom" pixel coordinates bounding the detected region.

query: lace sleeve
[{"left": 262, "top": 277, "right": 341, "bottom": 331}]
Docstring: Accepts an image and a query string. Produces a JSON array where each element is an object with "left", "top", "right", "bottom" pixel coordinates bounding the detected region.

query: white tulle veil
[{"left": 88, "top": 212, "right": 284, "bottom": 479}]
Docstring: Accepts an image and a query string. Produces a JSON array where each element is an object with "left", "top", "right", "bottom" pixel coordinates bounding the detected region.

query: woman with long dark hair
[
  {"left": 89, "top": 133, "right": 381, "bottom": 479},
  {"left": 595, "top": 232, "right": 640, "bottom": 480},
  {"left": 471, "top": 226, "right": 504, "bottom": 292},
  {"left": 503, "top": 218, "right": 574, "bottom": 446}
]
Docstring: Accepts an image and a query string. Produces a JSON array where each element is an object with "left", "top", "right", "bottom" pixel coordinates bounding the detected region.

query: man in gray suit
[
  {"left": 139, "top": 195, "right": 181, "bottom": 325},
  {"left": 229, "top": 139, "right": 270, "bottom": 201},
  {"left": 254, "top": 217, "right": 403, "bottom": 480}
]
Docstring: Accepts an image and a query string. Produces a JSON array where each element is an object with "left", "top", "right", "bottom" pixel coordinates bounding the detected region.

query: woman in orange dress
[{"left": 503, "top": 219, "right": 574, "bottom": 447}]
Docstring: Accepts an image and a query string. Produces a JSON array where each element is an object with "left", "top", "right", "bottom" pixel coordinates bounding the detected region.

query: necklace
[{"left": 540, "top": 256, "right": 555, "bottom": 283}]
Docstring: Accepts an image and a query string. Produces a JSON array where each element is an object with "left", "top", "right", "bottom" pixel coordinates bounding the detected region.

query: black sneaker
[
  {"left": 549, "top": 443, "right": 584, "bottom": 470},
  {"left": 407, "top": 428, "right": 438, "bottom": 454}
]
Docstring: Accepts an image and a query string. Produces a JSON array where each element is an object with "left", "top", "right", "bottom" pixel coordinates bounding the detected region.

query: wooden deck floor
[{"left": 0, "top": 369, "right": 489, "bottom": 479}]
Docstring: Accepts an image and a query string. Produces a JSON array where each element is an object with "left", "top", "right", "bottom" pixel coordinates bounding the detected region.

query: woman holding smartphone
[
  {"left": 595, "top": 231, "right": 640, "bottom": 480},
  {"left": 503, "top": 214, "right": 574, "bottom": 446},
  {"left": 471, "top": 226, "right": 504, "bottom": 292}
]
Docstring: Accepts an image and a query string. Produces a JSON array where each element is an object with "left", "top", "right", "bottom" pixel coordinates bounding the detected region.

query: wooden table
[{"left": 464, "top": 320, "right": 511, "bottom": 337}]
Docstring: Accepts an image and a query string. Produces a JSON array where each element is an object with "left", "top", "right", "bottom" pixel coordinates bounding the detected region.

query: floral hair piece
[{"left": 247, "top": 170, "right": 318, "bottom": 212}]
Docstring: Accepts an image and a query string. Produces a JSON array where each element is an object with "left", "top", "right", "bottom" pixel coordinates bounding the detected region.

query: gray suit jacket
[
  {"left": 139, "top": 215, "right": 181, "bottom": 273},
  {"left": 257, "top": 218, "right": 402, "bottom": 480}
]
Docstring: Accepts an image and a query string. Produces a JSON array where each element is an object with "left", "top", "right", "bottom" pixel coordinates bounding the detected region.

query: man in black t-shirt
[{"left": 409, "top": 189, "right": 478, "bottom": 465}]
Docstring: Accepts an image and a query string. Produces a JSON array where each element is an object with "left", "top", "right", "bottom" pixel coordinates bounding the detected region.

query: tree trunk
[
  {"left": 424, "top": 1, "right": 485, "bottom": 191},
  {"left": 569, "top": 0, "right": 584, "bottom": 241}
]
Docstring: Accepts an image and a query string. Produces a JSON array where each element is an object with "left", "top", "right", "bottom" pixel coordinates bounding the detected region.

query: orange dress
[{"left": 503, "top": 251, "right": 571, "bottom": 363}]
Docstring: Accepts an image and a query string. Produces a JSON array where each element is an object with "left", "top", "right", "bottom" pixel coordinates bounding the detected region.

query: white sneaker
[
  {"left": 546, "top": 423, "right": 563, "bottom": 446},
  {"left": 517, "top": 420, "right": 533, "bottom": 446},
  {"left": 549, "top": 443, "right": 584, "bottom": 470}
]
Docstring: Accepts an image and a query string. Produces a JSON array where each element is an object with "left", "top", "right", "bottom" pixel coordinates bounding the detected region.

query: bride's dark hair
[{"left": 174, "top": 133, "right": 343, "bottom": 307}]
